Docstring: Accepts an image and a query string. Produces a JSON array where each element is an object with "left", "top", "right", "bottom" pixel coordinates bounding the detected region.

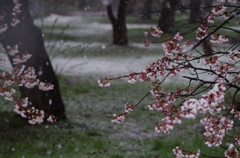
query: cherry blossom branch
[{"left": 192, "top": 11, "right": 240, "bottom": 50}]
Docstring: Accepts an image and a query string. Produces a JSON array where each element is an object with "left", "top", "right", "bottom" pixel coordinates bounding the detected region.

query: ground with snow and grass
[{"left": 0, "top": 10, "right": 240, "bottom": 158}]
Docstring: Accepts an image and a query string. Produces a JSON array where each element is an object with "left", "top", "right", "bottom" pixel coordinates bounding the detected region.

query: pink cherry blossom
[
  {"left": 196, "top": 24, "right": 208, "bottom": 40},
  {"left": 143, "top": 38, "right": 150, "bottom": 47},
  {"left": 111, "top": 113, "right": 126, "bottom": 123},
  {"left": 38, "top": 82, "right": 54, "bottom": 91},
  {"left": 0, "top": 24, "right": 7, "bottom": 34},
  {"left": 124, "top": 103, "right": 135, "bottom": 113},
  {"left": 224, "top": 144, "right": 239, "bottom": 158},
  {"left": 150, "top": 27, "right": 163, "bottom": 38}
]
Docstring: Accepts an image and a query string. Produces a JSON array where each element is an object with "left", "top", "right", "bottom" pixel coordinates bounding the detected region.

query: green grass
[
  {"left": 47, "top": 43, "right": 163, "bottom": 59},
  {"left": 43, "top": 31, "right": 82, "bottom": 41},
  {"left": 1, "top": 75, "right": 240, "bottom": 158},
  {"left": 41, "top": 25, "right": 73, "bottom": 30}
]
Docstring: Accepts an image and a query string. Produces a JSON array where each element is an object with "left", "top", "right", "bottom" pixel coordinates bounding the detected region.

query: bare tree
[
  {"left": 107, "top": 0, "right": 129, "bottom": 45},
  {"left": 157, "top": 0, "right": 179, "bottom": 33}
]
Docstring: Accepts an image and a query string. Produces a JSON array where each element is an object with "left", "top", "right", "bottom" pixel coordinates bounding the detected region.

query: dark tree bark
[
  {"left": 28, "top": 0, "right": 45, "bottom": 19},
  {"left": 141, "top": 0, "right": 153, "bottom": 20},
  {"left": 107, "top": 0, "right": 129, "bottom": 45},
  {"left": 158, "top": 0, "right": 178, "bottom": 33},
  {"left": 78, "top": 0, "right": 87, "bottom": 10},
  {"left": 0, "top": 0, "right": 66, "bottom": 120},
  {"left": 189, "top": 0, "right": 213, "bottom": 55},
  {"left": 189, "top": 0, "right": 213, "bottom": 22},
  {"left": 126, "top": 0, "right": 135, "bottom": 15},
  {"left": 189, "top": 0, "right": 201, "bottom": 22}
]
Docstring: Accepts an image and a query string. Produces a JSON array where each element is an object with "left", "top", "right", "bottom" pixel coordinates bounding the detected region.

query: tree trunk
[
  {"left": 78, "top": 0, "right": 87, "bottom": 10},
  {"left": 141, "top": 0, "right": 153, "bottom": 20},
  {"left": 107, "top": 0, "right": 128, "bottom": 45},
  {"left": 158, "top": 0, "right": 178, "bottom": 33},
  {"left": 189, "top": 0, "right": 213, "bottom": 22},
  {"left": 0, "top": 0, "right": 66, "bottom": 120},
  {"left": 197, "top": 0, "right": 213, "bottom": 55},
  {"left": 28, "top": 0, "right": 45, "bottom": 19},
  {"left": 126, "top": 0, "right": 135, "bottom": 15},
  {"left": 189, "top": 0, "right": 201, "bottom": 22}
]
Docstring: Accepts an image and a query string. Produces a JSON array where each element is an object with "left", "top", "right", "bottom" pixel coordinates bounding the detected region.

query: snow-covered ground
[
  {"left": 34, "top": 13, "right": 163, "bottom": 78},
  {"left": 0, "top": 13, "right": 225, "bottom": 84},
  {"left": 51, "top": 55, "right": 160, "bottom": 77},
  {"left": 34, "top": 13, "right": 156, "bottom": 41}
]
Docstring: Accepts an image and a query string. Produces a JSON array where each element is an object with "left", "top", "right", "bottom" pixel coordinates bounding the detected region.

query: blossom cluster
[
  {"left": 208, "top": 4, "right": 227, "bottom": 23},
  {"left": 224, "top": 144, "right": 240, "bottom": 158},
  {"left": 143, "top": 27, "right": 163, "bottom": 47},
  {"left": 0, "top": 44, "right": 56, "bottom": 124},
  {"left": 6, "top": 45, "right": 54, "bottom": 91},
  {"left": 210, "top": 33, "right": 228, "bottom": 45},
  {"left": 145, "top": 27, "right": 163, "bottom": 38},
  {"left": 234, "top": 136, "right": 240, "bottom": 146},
  {"left": 201, "top": 116, "right": 233, "bottom": 147},
  {"left": 124, "top": 102, "right": 135, "bottom": 113},
  {"left": 97, "top": 79, "right": 111, "bottom": 87},
  {"left": 38, "top": 82, "right": 54, "bottom": 91},
  {"left": 98, "top": 0, "right": 240, "bottom": 157},
  {"left": 208, "top": 0, "right": 237, "bottom": 24},
  {"left": 0, "top": 24, "right": 7, "bottom": 34},
  {"left": 228, "top": 50, "right": 240, "bottom": 63},
  {"left": 203, "top": 54, "right": 236, "bottom": 76},
  {"left": 217, "top": 0, "right": 237, "bottom": 4},
  {"left": 111, "top": 113, "right": 126, "bottom": 123},
  {"left": 173, "top": 147, "right": 200, "bottom": 158},
  {"left": 0, "top": 1, "right": 58, "bottom": 124},
  {"left": 99, "top": 32, "right": 193, "bottom": 86},
  {"left": 230, "top": 108, "right": 240, "bottom": 120},
  {"left": 11, "top": 0, "right": 21, "bottom": 26},
  {"left": 153, "top": 82, "right": 227, "bottom": 134},
  {"left": 196, "top": 24, "right": 208, "bottom": 40}
]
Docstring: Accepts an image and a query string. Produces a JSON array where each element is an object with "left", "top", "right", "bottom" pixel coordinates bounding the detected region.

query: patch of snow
[
  {"left": 52, "top": 55, "right": 159, "bottom": 78},
  {"left": 35, "top": 14, "right": 154, "bottom": 37}
]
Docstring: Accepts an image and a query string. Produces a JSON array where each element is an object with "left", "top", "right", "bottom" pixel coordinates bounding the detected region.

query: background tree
[
  {"left": 126, "top": 0, "right": 135, "bottom": 15},
  {"left": 77, "top": 0, "right": 87, "bottom": 10},
  {"left": 189, "top": 0, "right": 201, "bottom": 22},
  {"left": 0, "top": 0, "right": 66, "bottom": 120},
  {"left": 28, "top": 0, "right": 45, "bottom": 19},
  {"left": 189, "top": 0, "right": 213, "bottom": 22},
  {"left": 158, "top": 0, "right": 179, "bottom": 33},
  {"left": 189, "top": 0, "right": 213, "bottom": 55},
  {"left": 141, "top": 0, "right": 153, "bottom": 20},
  {"left": 106, "top": 0, "right": 129, "bottom": 45}
]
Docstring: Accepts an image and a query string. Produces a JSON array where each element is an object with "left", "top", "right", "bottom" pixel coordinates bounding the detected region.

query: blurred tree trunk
[
  {"left": 107, "top": 0, "right": 129, "bottom": 45},
  {"left": 0, "top": 0, "right": 66, "bottom": 120},
  {"left": 190, "top": 0, "right": 213, "bottom": 55},
  {"left": 158, "top": 0, "right": 178, "bottom": 32},
  {"left": 189, "top": 0, "right": 212, "bottom": 22},
  {"left": 28, "top": 0, "right": 45, "bottom": 19},
  {"left": 141, "top": 0, "right": 153, "bottom": 20},
  {"left": 78, "top": 0, "right": 87, "bottom": 10},
  {"left": 189, "top": 0, "right": 201, "bottom": 22},
  {"left": 126, "top": 0, "right": 135, "bottom": 15}
]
